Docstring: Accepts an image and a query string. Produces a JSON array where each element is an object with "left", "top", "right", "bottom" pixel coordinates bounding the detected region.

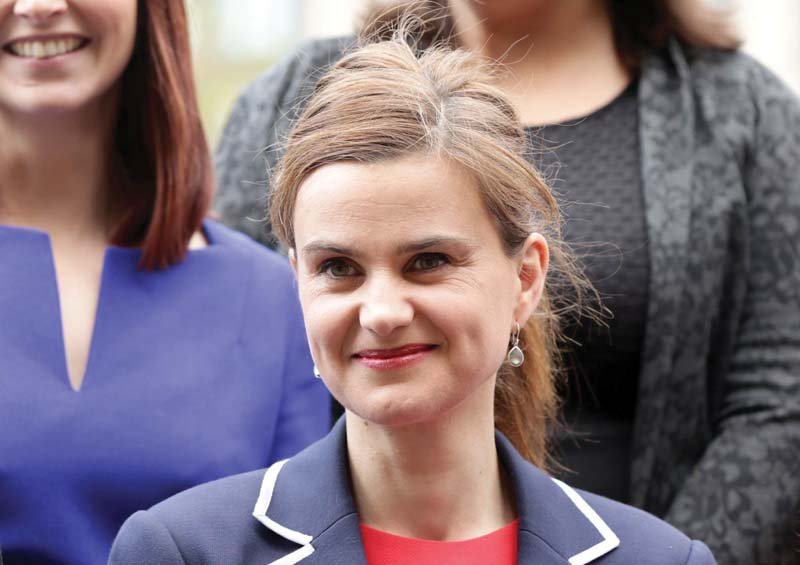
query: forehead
[{"left": 293, "top": 154, "right": 501, "bottom": 250}]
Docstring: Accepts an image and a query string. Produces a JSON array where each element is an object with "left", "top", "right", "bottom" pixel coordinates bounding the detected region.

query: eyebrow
[
  {"left": 300, "top": 242, "right": 358, "bottom": 257},
  {"left": 300, "top": 236, "right": 476, "bottom": 257},
  {"left": 396, "top": 236, "right": 477, "bottom": 254}
]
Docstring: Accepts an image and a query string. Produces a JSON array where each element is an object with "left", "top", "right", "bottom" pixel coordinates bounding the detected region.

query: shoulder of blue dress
[{"left": 203, "top": 219, "right": 289, "bottom": 265}]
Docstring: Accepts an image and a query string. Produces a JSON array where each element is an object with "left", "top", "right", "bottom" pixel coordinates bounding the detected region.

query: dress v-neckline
[
  {"left": 0, "top": 221, "right": 217, "bottom": 392},
  {"left": 56, "top": 248, "right": 111, "bottom": 392},
  {"left": 0, "top": 224, "right": 134, "bottom": 392}
]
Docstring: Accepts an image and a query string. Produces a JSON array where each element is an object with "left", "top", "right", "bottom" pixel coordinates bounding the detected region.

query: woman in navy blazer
[{"left": 110, "top": 29, "right": 716, "bottom": 565}]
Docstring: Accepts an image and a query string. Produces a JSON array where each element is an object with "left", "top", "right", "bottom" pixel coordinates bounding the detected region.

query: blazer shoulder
[
  {"left": 109, "top": 510, "right": 186, "bottom": 565},
  {"left": 578, "top": 491, "right": 716, "bottom": 565},
  {"left": 111, "top": 469, "right": 270, "bottom": 564},
  {"left": 149, "top": 467, "right": 266, "bottom": 523}
]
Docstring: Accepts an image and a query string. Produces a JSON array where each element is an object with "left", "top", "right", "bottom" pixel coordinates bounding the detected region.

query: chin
[
  {"left": 11, "top": 99, "right": 83, "bottom": 116},
  {"left": 355, "top": 407, "right": 432, "bottom": 428},
  {"left": 2, "top": 83, "right": 111, "bottom": 118},
  {"left": 345, "top": 387, "right": 463, "bottom": 429}
]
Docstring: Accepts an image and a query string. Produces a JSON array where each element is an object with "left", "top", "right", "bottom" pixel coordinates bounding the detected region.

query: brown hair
[
  {"left": 113, "top": 0, "right": 212, "bottom": 270},
  {"left": 270, "top": 29, "right": 592, "bottom": 469},
  {"left": 361, "top": 0, "right": 741, "bottom": 71}
]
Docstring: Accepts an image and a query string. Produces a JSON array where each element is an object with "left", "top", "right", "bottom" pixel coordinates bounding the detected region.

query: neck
[
  {"left": 346, "top": 377, "right": 515, "bottom": 540},
  {"left": 0, "top": 94, "right": 119, "bottom": 243},
  {"left": 449, "top": 0, "right": 630, "bottom": 125}
]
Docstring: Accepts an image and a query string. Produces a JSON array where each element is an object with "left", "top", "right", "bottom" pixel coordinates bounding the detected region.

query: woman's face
[
  {"left": 292, "top": 154, "right": 547, "bottom": 427},
  {"left": 0, "top": 0, "right": 137, "bottom": 116}
]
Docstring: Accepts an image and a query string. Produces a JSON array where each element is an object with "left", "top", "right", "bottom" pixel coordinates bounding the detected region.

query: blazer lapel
[
  {"left": 251, "top": 419, "right": 367, "bottom": 565},
  {"left": 252, "top": 424, "right": 621, "bottom": 564},
  {"left": 498, "top": 434, "right": 620, "bottom": 564},
  {"left": 631, "top": 39, "right": 696, "bottom": 509}
]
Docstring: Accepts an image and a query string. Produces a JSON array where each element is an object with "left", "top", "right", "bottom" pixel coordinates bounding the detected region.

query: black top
[{"left": 527, "top": 81, "right": 649, "bottom": 502}]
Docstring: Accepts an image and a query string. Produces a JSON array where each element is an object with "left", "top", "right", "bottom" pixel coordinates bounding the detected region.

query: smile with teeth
[{"left": 6, "top": 37, "right": 86, "bottom": 59}]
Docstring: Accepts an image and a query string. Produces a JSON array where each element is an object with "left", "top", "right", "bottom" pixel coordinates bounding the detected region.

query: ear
[
  {"left": 288, "top": 248, "right": 298, "bottom": 276},
  {"left": 514, "top": 233, "right": 549, "bottom": 324}
]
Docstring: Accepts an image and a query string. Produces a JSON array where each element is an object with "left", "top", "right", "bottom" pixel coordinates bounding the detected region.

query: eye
[
  {"left": 407, "top": 253, "right": 449, "bottom": 272},
  {"left": 318, "top": 258, "right": 359, "bottom": 278}
]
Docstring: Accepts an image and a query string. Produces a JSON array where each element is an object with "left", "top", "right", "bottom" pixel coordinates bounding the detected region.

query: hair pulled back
[{"left": 270, "top": 25, "right": 591, "bottom": 469}]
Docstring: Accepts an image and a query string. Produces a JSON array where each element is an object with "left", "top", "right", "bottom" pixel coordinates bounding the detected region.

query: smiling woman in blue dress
[
  {"left": 0, "top": 1, "right": 328, "bottom": 563},
  {"left": 110, "top": 32, "right": 716, "bottom": 565}
]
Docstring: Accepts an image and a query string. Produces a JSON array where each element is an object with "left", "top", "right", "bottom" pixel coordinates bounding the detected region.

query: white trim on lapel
[
  {"left": 252, "top": 459, "right": 315, "bottom": 565},
  {"left": 552, "top": 479, "right": 620, "bottom": 565}
]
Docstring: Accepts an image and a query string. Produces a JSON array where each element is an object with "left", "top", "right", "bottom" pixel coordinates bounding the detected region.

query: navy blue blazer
[{"left": 110, "top": 420, "right": 715, "bottom": 564}]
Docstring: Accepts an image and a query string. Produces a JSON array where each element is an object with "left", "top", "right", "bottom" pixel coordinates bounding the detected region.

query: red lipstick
[{"left": 353, "top": 344, "right": 436, "bottom": 371}]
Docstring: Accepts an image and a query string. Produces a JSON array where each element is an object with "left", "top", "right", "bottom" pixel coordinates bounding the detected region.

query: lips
[{"left": 353, "top": 344, "right": 437, "bottom": 371}]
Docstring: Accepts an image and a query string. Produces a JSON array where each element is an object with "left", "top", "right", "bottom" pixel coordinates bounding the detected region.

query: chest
[
  {"left": 0, "top": 227, "right": 282, "bottom": 462},
  {"left": 49, "top": 238, "right": 106, "bottom": 390}
]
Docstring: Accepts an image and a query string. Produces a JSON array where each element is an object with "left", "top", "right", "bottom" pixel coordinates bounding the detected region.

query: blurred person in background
[
  {"left": 110, "top": 33, "right": 716, "bottom": 564},
  {"left": 213, "top": 1, "right": 800, "bottom": 563},
  {"left": 0, "top": 0, "right": 328, "bottom": 563}
]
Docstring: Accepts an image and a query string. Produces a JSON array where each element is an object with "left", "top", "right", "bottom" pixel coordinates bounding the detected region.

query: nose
[
  {"left": 13, "top": 0, "right": 67, "bottom": 22},
  {"left": 358, "top": 275, "right": 414, "bottom": 337}
]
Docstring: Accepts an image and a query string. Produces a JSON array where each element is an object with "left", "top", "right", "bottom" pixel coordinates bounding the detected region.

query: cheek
[
  {"left": 422, "top": 286, "right": 511, "bottom": 365},
  {"left": 120, "top": 1, "right": 138, "bottom": 49},
  {"left": 453, "top": 313, "right": 510, "bottom": 377},
  {"left": 298, "top": 290, "right": 360, "bottom": 408},
  {"left": 114, "top": 7, "right": 138, "bottom": 66},
  {"left": 96, "top": 0, "right": 138, "bottom": 72},
  {"left": 448, "top": 280, "right": 517, "bottom": 370},
  {"left": 106, "top": 0, "right": 138, "bottom": 31},
  {"left": 298, "top": 288, "right": 355, "bottom": 366}
]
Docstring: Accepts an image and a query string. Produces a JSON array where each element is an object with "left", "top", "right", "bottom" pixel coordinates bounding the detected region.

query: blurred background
[{"left": 186, "top": 0, "right": 800, "bottom": 146}]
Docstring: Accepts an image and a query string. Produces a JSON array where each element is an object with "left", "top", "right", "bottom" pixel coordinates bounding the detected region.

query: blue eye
[
  {"left": 409, "top": 253, "right": 449, "bottom": 272},
  {"left": 319, "top": 258, "right": 358, "bottom": 278}
]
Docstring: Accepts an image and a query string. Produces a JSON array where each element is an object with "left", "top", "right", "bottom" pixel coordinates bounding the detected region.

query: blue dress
[{"left": 0, "top": 219, "right": 330, "bottom": 565}]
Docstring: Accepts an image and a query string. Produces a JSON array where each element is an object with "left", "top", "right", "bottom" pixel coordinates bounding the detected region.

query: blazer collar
[
  {"left": 252, "top": 419, "right": 619, "bottom": 564},
  {"left": 496, "top": 433, "right": 620, "bottom": 564}
]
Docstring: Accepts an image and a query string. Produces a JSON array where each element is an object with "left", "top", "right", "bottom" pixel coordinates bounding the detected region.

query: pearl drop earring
[{"left": 507, "top": 323, "right": 524, "bottom": 367}]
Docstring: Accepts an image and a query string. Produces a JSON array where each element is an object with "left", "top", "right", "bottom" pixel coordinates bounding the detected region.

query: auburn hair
[
  {"left": 361, "top": 0, "right": 741, "bottom": 71},
  {"left": 112, "top": 0, "right": 212, "bottom": 269},
  {"left": 270, "top": 28, "right": 594, "bottom": 469}
]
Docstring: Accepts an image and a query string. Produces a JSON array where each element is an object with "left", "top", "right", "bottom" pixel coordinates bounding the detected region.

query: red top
[{"left": 360, "top": 519, "right": 519, "bottom": 565}]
